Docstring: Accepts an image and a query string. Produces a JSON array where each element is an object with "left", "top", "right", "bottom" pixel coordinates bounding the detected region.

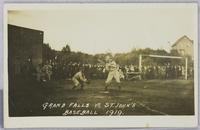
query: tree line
[{"left": 42, "top": 43, "right": 193, "bottom": 66}]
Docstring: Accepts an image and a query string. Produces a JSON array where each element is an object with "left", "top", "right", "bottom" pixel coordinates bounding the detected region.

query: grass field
[{"left": 9, "top": 78, "right": 194, "bottom": 116}]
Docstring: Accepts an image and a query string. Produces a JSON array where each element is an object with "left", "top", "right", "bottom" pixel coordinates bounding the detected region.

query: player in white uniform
[
  {"left": 105, "top": 57, "right": 121, "bottom": 91},
  {"left": 72, "top": 68, "right": 88, "bottom": 90}
]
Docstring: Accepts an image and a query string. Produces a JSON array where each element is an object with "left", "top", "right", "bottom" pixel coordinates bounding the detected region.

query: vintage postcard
[{"left": 3, "top": 3, "right": 198, "bottom": 128}]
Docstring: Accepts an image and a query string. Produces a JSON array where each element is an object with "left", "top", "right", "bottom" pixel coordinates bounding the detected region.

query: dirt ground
[{"left": 9, "top": 78, "right": 194, "bottom": 116}]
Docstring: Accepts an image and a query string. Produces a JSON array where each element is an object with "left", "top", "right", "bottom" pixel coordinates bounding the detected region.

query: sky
[{"left": 7, "top": 4, "right": 197, "bottom": 54}]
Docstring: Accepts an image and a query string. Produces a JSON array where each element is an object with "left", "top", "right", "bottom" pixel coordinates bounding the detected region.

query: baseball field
[{"left": 9, "top": 78, "right": 194, "bottom": 116}]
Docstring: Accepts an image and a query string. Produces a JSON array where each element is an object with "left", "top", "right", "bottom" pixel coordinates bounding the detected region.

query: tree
[{"left": 61, "top": 44, "right": 71, "bottom": 54}]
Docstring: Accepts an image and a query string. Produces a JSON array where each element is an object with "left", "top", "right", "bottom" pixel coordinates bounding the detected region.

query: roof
[
  {"left": 171, "top": 35, "right": 193, "bottom": 47},
  {"left": 8, "top": 24, "right": 43, "bottom": 33}
]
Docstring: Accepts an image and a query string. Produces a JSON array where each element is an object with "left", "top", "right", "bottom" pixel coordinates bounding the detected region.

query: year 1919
[{"left": 105, "top": 110, "right": 124, "bottom": 116}]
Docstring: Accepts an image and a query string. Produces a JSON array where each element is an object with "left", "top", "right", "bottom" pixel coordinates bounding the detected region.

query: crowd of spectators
[
  {"left": 36, "top": 61, "right": 194, "bottom": 81},
  {"left": 18, "top": 59, "right": 193, "bottom": 82},
  {"left": 140, "top": 65, "right": 194, "bottom": 80}
]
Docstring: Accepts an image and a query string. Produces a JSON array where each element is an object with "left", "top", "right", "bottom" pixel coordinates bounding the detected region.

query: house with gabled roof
[{"left": 171, "top": 35, "right": 193, "bottom": 59}]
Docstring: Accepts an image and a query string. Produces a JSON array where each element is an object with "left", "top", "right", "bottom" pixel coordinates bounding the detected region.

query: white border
[{"left": 3, "top": 3, "right": 198, "bottom": 128}]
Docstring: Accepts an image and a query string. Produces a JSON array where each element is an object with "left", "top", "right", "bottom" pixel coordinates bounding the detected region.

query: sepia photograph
[{"left": 4, "top": 3, "right": 198, "bottom": 128}]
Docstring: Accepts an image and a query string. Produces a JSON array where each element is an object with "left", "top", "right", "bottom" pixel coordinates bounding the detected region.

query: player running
[
  {"left": 72, "top": 68, "right": 89, "bottom": 90},
  {"left": 104, "top": 56, "right": 121, "bottom": 91}
]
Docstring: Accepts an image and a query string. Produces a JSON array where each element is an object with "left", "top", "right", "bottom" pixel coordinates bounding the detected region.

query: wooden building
[{"left": 8, "top": 24, "right": 43, "bottom": 76}]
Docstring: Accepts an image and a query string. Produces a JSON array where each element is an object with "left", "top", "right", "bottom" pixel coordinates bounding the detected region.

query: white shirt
[{"left": 106, "top": 61, "right": 119, "bottom": 71}]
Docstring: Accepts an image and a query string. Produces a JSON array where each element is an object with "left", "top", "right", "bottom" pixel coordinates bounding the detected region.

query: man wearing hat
[
  {"left": 104, "top": 56, "right": 121, "bottom": 91},
  {"left": 72, "top": 67, "right": 89, "bottom": 90}
]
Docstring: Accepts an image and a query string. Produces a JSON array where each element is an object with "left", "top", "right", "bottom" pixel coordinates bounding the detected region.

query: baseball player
[
  {"left": 72, "top": 68, "right": 89, "bottom": 90},
  {"left": 104, "top": 56, "right": 121, "bottom": 91}
]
